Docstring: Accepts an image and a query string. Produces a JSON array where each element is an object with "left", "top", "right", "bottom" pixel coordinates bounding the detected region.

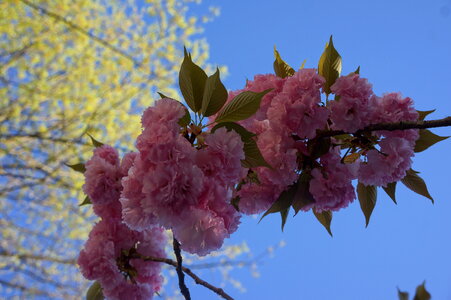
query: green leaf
[
  {"left": 241, "top": 138, "right": 272, "bottom": 169},
  {"left": 354, "top": 66, "right": 360, "bottom": 74},
  {"left": 212, "top": 122, "right": 270, "bottom": 168},
  {"left": 215, "top": 89, "right": 272, "bottom": 123},
  {"left": 357, "top": 182, "right": 377, "bottom": 227},
  {"left": 313, "top": 210, "right": 333, "bottom": 237},
  {"left": 86, "top": 281, "right": 104, "bottom": 300},
  {"left": 292, "top": 172, "right": 315, "bottom": 215},
  {"left": 260, "top": 184, "right": 297, "bottom": 223},
  {"left": 231, "top": 196, "right": 240, "bottom": 211},
  {"left": 87, "top": 133, "right": 104, "bottom": 148},
  {"left": 299, "top": 59, "right": 307, "bottom": 69},
  {"left": 401, "top": 169, "right": 433, "bottom": 203},
  {"left": 417, "top": 109, "right": 435, "bottom": 121},
  {"left": 397, "top": 288, "right": 409, "bottom": 300},
  {"left": 414, "top": 129, "right": 449, "bottom": 152},
  {"left": 413, "top": 281, "right": 431, "bottom": 300},
  {"left": 382, "top": 182, "right": 397, "bottom": 204},
  {"left": 178, "top": 107, "right": 191, "bottom": 127},
  {"left": 280, "top": 207, "right": 290, "bottom": 231},
  {"left": 179, "top": 47, "right": 208, "bottom": 112},
  {"left": 65, "top": 162, "right": 86, "bottom": 174},
  {"left": 318, "top": 35, "right": 342, "bottom": 95},
  {"left": 157, "top": 92, "right": 170, "bottom": 99},
  {"left": 79, "top": 196, "right": 92, "bottom": 206},
  {"left": 211, "top": 122, "right": 256, "bottom": 141},
  {"left": 308, "top": 137, "right": 331, "bottom": 159},
  {"left": 201, "top": 68, "right": 228, "bottom": 117},
  {"left": 273, "top": 46, "right": 295, "bottom": 78}
]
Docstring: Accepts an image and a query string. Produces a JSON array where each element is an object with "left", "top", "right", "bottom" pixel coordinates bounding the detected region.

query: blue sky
[{"left": 187, "top": 0, "right": 451, "bottom": 299}]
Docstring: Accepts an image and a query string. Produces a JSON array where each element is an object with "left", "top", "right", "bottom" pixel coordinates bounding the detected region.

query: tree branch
[
  {"left": 173, "top": 237, "right": 191, "bottom": 300},
  {"left": 317, "top": 116, "right": 451, "bottom": 138},
  {"left": 0, "top": 249, "right": 77, "bottom": 265},
  {"left": 133, "top": 254, "right": 235, "bottom": 300},
  {"left": 18, "top": 0, "right": 141, "bottom": 66}
]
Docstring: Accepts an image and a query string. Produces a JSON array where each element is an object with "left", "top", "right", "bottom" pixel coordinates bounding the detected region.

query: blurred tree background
[{"left": 0, "top": 1, "right": 263, "bottom": 298}]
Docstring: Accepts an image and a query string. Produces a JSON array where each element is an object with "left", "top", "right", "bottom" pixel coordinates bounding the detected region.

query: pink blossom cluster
[
  {"left": 121, "top": 98, "right": 242, "bottom": 256},
  {"left": 80, "top": 146, "right": 166, "bottom": 299},
  {"left": 214, "top": 71, "right": 418, "bottom": 215},
  {"left": 330, "top": 75, "right": 419, "bottom": 187}
]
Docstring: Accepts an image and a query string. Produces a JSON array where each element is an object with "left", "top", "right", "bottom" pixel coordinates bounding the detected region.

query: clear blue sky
[{"left": 187, "top": 0, "right": 451, "bottom": 299}]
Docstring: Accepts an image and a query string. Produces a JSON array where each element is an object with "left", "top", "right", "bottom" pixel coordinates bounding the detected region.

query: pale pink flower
[
  {"left": 172, "top": 207, "right": 229, "bottom": 256},
  {"left": 78, "top": 219, "right": 166, "bottom": 299},
  {"left": 358, "top": 137, "right": 414, "bottom": 187},
  {"left": 141, "top": 98, "right": 186, "bottom": 128},
  {"left": 141, "top": 162, "right": 204, "bottom": 228},
  {"left": 197, "top": 128, "right": 245, "bottom": 186},
  {"left": 237, "top": 183, "right": 282, "bottom": 215},
  {"left": 83, "top": 145, "right": 122, "bottom": 219},
  {"left": 309, "top": 149, "right": 356, "bottom": 212}
]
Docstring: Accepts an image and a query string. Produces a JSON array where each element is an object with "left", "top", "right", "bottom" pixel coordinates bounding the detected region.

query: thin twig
[
  {"left": 173, "top": 237, "right": 191, "bottom": 300},
  {"left": 18, "top": 0, "right": 141, "bottom": 66},
  {"left": 135, "top": 254, "right": 235, "bottom": 300}
]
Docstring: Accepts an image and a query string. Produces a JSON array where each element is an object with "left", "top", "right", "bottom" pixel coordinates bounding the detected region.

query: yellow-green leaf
[
  {"left": 179, "top": 47, "right": 208, "bottom": 112},
  {"left": 157, "top": 92, "right": 170, "bottom": 99},
  {"left": 292, "top": 172, "right": 315, "bottom": 215},
  {"left": 280, "top": 207, "right": 290, "bottom": 231},
  {"left": 417, "top": 109, "right": 435, "bottom": 121},
  {"left": 65, "top": 162, "right": 86, "bottom": 174},
  {"left": 413, "top": 281, "right": 431, "bottom": 300},
  {"left": 382, "top": 182, "right": 397, "bottom": 204},
  {"left": 178, "top": 106, "right": 191, "bottom": 127},
  {"left": 87, "top": 133, "right": 104, "bottom": 148},
  {"left": 201, "top": 68, "right": 228, "bottom": 117},
  {"left": 212, "top": 122, "right": 256, "bottom": 141},
  {"left": 398, "top": 288, "right": 409, "bottom": 300},
  {"left": 241, "top": 138, "right": 272, "bottom": 168},
  {"left": 414, "top": 129, "right": 449, "bottom": 152},
  {"left": 313, "top": 210, "right": 333, "bottom": 237},
  {"left": 215, "top": 89, "right": 272, "bottom": 123},
  {"left": 260, "top": 184, "right": 296, "bottom": 224},
  {"left": 273, "top": 46, "right": 295, "bottom": 78},
  {"left": 401, "top": 169, "right": 433, "bottom": 203},
  {"left": 357, "top": 182, "right": 377, "bottom": 227},
  {"left": 318, "top": 35, "right": 342, "bottom": 95},
  {"left": 86, "top": 281, "right": 104, "bottom": 300},
  {"left": 79, "top": 196, "right": 92, "bottom": 206}
]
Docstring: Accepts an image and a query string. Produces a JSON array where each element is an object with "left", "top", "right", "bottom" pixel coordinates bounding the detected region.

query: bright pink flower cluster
[
  {"left": 121, "top": 98, "right": 242, "bottom": 256},
  {"left": 215, "top": 71, "right": 418, "bottom": 215},
  {"left": 80, "top": 146, "right": 166, "bottom": 299},
  {"left": 79, "top": 67, "right": 420, "bottom": 298}
]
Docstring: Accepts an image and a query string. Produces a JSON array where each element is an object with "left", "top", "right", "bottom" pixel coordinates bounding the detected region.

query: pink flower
[
  {"left": 83, "top": 145, "right": 122, "bottom": 219},
  {"left": 267, "top": 69, "right": 329, "bottom": 139},
  {"left": 309, "top": 149, "right": 356, "bottom": 212},
  {"left": 78, "top": 219, "right": 166, "bottom": 299},
  {"left": 331, "top": 74, "right": 373, "bottom": 100},
  {"left": 358, "top": 137, "right": 414, "bottom": 187},
  {"left": 237, "top": 183, "right": 282, "bottom": 215},
  {"left": 141, "top": 98, "right": 186, "bottom": 129},
  {"left": 329, "top": 74, "right": 374, "bottom": 133},
  {"left": 172, "top": 207, "right": 230, "bottom": 256},
  {"left": 141, "top": 162, "right": 204, "bottom": 228},
  {"left": 197, "top": 128, "right": 245, "bottom": 186},
  {"left": 120, "top": 155, "right": 158, "bottom": 231}
]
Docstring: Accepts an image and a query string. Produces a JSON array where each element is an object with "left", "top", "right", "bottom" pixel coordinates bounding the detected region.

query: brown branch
[
  {"left": 133, "top": 254, "right": 234, "bottom": 300},
  {"left": 19, "top": 0, "right": 141, "bottom": 66},
  {"left": 317, "top": 116, "right": 451, "bottom": 138},
  {"left": 173, "top": 237, "right": 191, "bottom": 300}
]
